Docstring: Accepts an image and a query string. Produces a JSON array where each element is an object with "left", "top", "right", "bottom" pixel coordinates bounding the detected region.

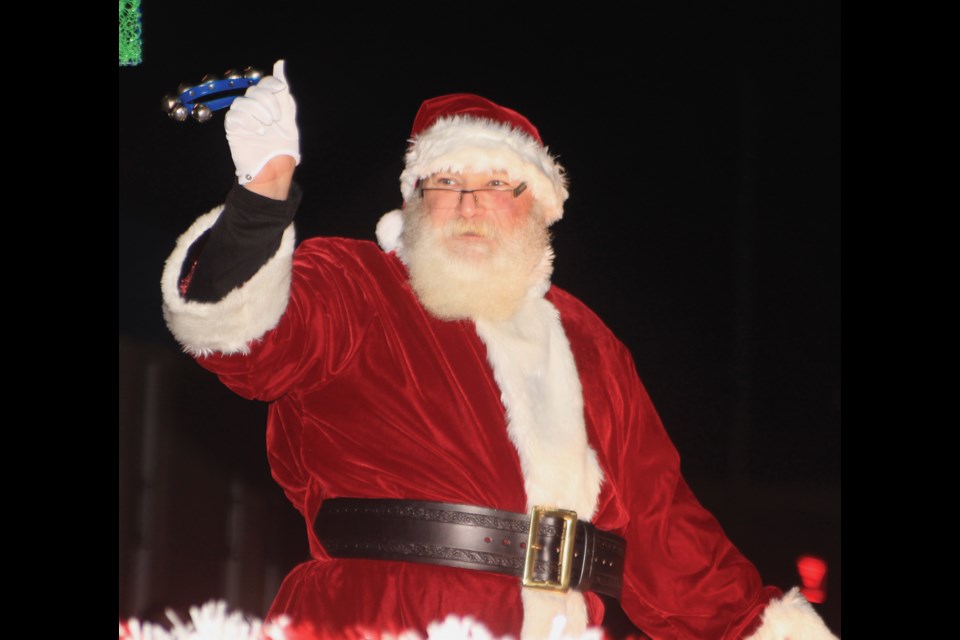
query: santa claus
[{"left": 161, "top": 61, "right": 837, "bottom": 639}]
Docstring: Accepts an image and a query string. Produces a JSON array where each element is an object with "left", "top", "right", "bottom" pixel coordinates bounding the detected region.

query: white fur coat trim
[
  {"left": 161, "top": 206, "right": 296, "bottom": 356},
  {"left": 401, "top": 115, "right": 568, "bottom": 224},
  {"left": 746, "top": 588, "right": 839, "bottom": 640},
  {"left": 474, "top": 294, "right": 603, "bottom": 639}
]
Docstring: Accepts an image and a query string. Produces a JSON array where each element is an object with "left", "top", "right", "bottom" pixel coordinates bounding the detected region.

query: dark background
[{"left": 119, "top": 6, "right": 840, "bottom": 636}]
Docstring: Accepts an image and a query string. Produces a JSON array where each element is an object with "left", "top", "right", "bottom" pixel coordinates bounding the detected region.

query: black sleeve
[{"left": 182, "top": 181, "right": 303, "bottom": 302}]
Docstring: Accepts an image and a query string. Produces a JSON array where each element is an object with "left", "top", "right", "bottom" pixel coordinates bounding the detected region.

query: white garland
[
  {"left": 120, "top": 602, "right": 283, "bottom": 640},
  {"left": 119, "top": 601, "right": 605, "bottom": 640}
]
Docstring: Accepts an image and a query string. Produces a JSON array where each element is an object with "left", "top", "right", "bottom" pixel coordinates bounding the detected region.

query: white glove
[{"left": 225, "top": 59, "right": 301, "bottom": 184}]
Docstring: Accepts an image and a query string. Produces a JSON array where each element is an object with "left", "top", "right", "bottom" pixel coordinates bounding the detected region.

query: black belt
[{"left": 313, "top": 498, "right": 626, "bottom": 600}]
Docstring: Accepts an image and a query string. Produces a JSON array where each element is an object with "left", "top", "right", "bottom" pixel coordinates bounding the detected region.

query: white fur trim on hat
[
  {"left": 746, "top": 588, "right": 839, "bottom": 640},
  {"left": 400, "top": 116, "right": 568, "bottom": 224},
  {"left": 161, "top": 206, "right": 296, "bottom": 357}
]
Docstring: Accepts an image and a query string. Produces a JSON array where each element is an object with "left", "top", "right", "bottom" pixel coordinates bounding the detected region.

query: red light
[{"left": 796, "top": 555, "right": 827, "bottom": 603}]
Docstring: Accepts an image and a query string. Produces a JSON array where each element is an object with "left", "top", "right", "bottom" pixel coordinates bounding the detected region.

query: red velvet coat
[{"left": 194, "top": 237, "right": 778, "bottom": 638}]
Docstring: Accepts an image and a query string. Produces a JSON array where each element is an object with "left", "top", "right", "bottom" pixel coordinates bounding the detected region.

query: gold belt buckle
[{"left": 522, "top": 505, "right": 577, "bottom": 592}]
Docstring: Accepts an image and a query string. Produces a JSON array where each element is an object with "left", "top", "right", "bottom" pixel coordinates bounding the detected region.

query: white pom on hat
[{"left": 376, "top": 208, "right": 404, "bottom": 253}]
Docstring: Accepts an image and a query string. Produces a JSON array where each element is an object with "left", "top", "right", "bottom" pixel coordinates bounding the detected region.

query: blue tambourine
[{"left": 162, "top": 67, "right": 263, "bottom": 122}]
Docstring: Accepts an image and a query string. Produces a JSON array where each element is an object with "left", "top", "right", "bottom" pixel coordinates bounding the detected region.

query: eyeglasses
[{"left": 419, "top": 182, "right": 528, "bottom": 209}]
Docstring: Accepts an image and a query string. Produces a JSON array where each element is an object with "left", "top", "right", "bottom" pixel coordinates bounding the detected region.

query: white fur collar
[
  {"left": 474, "top": 292, "right": 602, "bottom": 639},
  {"left": 378, "top": 209, "right": 602, "bottom": 636}
]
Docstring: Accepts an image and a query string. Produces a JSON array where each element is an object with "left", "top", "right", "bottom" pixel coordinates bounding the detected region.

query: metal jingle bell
[
  {"left": 191, "top": 103, "right": 213, "bottom": 123},
  {"left": 176, "top": 82, "right": 193, "bottom": 96},
  {"left": 169, "top": 103, "right": 189, "bottom": 122},
  {"left": 161, "top": 94, "right": 179, "bottom": 114},
  {"left": 224, "top": 69, "right": 242, "bottom": 80},
  {"left": 243, "top": 67, "right": 263, "bottom": 81}
]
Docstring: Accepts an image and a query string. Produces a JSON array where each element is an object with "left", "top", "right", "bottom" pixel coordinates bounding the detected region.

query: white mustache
[{"left": 444, "top": 219, "right": 497, "bottom": 239}]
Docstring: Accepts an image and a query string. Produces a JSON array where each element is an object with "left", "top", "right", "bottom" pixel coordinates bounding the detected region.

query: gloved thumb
[{"left": 273, "top": 59, "right": 287, "bottom": 86}]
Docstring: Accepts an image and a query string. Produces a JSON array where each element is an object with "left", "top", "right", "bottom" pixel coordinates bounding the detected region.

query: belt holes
[
  {"left": 502, "top": 538, "right": 511, "bottom": 546},
  {"left": 519, "top": 542, "right": 526, "bottom": 549},
  {"left": 484, "top": 536, "right": 492, "bottom": 543}
]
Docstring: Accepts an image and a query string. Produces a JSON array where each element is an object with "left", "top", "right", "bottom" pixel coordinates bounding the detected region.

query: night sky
[{"left": 120, "top": 5, "right": 840, "bottom": 630}]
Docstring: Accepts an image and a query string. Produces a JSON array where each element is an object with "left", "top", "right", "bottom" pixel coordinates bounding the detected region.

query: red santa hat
[{"left": 399, "top": 94, "right": 569, "bottom": 225}]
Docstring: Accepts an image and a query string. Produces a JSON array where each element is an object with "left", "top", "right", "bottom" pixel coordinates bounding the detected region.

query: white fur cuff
[
  {"left": 746, "top": 588, "right": 839, "bottom": 640},
  {"left": 161, "top": 206, "right": 296, "bottom": 356}
]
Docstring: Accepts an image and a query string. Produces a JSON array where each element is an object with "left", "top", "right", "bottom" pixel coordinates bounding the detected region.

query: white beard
[{"left": 399, "top": 200, "right": 554, "bottom": 322}]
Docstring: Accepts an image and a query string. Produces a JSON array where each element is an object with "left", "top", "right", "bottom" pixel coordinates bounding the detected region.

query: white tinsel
[
  {"left": 119, "top": 601, "right": 284, "bottom": 640},
  {"left": 120, "top": 600, "right": 606, "bottom": 640}
]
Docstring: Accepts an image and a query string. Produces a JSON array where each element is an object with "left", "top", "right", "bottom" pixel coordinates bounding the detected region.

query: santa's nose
[{"left": 457, "top": 191, "right": 481, "bottom": 217}]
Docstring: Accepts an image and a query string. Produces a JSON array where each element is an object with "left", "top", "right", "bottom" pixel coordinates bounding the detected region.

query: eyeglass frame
[{"left": 418, "top": 181, "right": 528, "bottom": 205}]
